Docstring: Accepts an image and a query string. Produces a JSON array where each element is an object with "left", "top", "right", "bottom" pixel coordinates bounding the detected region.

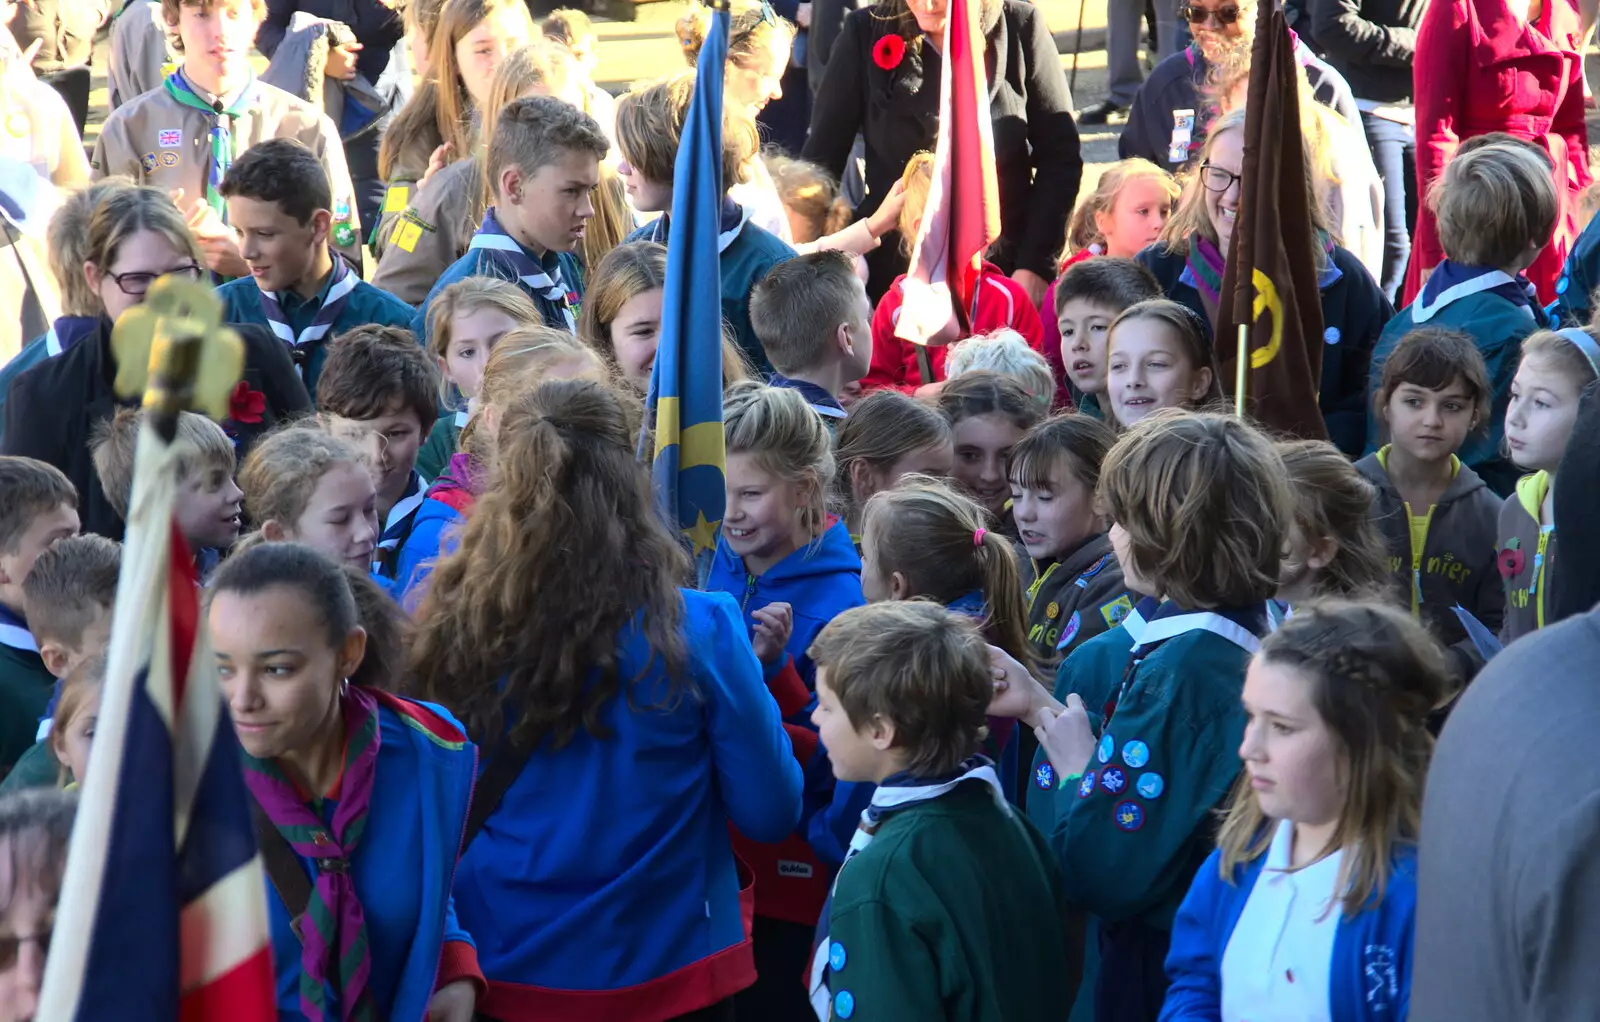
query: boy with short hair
[
  {"left": 1051, "top": 257, "right": 1163, "bottom": 416},
  {"left": 617, "top": 72, "right": 796, "bottom": 374},
  {"left": 217, "top": 138, "right": 415, "bottom": 394},
  {"left": 0, "top": 457, "right": 80, "bottom": 777},
  {"left": 414, "top": 95, "right": 609, "bottom": 346},
  {"left": 749, "top": 250, "right": 872, "bottom": 420},
  {"left": 315, "top": 325, "right": 441, "bottom": 580},
  {"left": 1, "top": 535, "right": 122, "bottom": 793},
  {"left": 90, "top": 408, "right": 243, "bottom": 574},
  {"left": 1366, "top": 136, "right": 1556, "bottom": 496},
  {"left": 806, "top": 600, "right": 1080, "bottom": 1022},
  {"left": 90, "top": 0, "right": 364, "bottom": 276}
]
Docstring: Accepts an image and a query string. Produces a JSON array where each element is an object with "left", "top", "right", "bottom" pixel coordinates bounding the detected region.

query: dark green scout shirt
[
  {"left": 826, "top": 783, "right": 1082, "bottom": 1022},
  {"left": 0, "top": 637, "right": 55, "bottom": 778}
]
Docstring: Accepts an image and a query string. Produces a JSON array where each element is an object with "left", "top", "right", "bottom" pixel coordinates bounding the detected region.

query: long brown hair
[
  {"left": 1277, "top": 440, "right": 1391, "bottom": 600},
  {"left": 1217, "top": 600, "right": 1449, "bottom": 917},
  {"left": 861, "top": 475, "right": 1036, "bottom": 672},
  {"left": 407, "top": 380, "right": 692, "bottom": 748}
]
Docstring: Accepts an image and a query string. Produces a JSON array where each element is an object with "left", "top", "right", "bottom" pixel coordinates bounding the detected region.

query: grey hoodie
[{"left": 1356, "top": 449, "right": 1503, "bottom": 675}]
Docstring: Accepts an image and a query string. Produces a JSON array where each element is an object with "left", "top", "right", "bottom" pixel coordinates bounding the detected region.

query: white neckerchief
[
  {"left": 374, "top": 473, "right": 428, "bottom": 554},
  {"left": 1133, "top": 611, "right": 1262, "bottom": 656},
  {"left": 0, "top": 620, "right": 38, "bottom": 652}
]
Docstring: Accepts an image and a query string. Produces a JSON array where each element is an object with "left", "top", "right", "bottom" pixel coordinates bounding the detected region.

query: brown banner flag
[{"left": 1216, "top": 0, "right": 1329, "bottom": 440}]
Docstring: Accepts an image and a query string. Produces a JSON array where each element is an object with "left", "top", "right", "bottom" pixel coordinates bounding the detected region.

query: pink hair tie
[{"left": 973, "top": 528, "right": 987, "bottom": 546}]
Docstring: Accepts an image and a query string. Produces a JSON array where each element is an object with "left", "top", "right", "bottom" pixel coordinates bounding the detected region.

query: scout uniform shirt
[
  {"left": 90, "top": 73, "right": 364, "bottom": 268},
  {"left": 0, "top": 604, "right": 54, "bottom": 778},
  {"left": 371, "top": 156, "right": 482, "bottom": 305}
]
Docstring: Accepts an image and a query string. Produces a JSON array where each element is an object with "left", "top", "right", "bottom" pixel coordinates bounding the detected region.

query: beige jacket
[
  {"left": 90, "top": 78, "right": 363, "bottom": 267},
  {"left": 371, "top": 156, "right": 483, "bottom": 305},
  {"left": 107, "top": 0, "right": 174, "bottom": 109}
]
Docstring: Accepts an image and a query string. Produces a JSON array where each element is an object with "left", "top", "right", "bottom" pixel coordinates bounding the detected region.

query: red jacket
[
  {"left": 863, "top": 263, "right": 1046, "bottom": 392},
  {"left": 1407, "top": 0, "right": 1591, "bottom": 305}
]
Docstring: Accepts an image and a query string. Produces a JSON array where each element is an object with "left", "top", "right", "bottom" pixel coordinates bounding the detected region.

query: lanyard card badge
[{"left": 1169, "top": 108, "right": 1196, "bottom": 166}]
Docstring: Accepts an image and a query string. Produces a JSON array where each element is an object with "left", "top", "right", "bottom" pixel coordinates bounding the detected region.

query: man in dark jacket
[
  {"left": 0, "top": 320, "right": 310, "bottom": 540},
  {"left": 255, "top": 0, "right": 410, "bottom": 238},
  {"left": 1309, "top": 0, "right": 1422, "bottom": 302}
]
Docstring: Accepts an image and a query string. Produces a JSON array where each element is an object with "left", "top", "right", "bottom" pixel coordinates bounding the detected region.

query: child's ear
[
  {"left": 1191, "top": 366, "right": 1215, "bottom": 402},
  {"left": 866, "top": 712, "right": 897, "bottom": 752},
  {"left": 310, "top": 209, "right": 333, "bottom": 246},
  {"left": 1307, "top": 535, "right": 1339, "bottom": 574},
  {"left": 849, "top": 460, "right": 877, "bottom": 503},
  {"left": 499, "top": 165, "right": 525, "bottom": 204},
  {"left": 337, "top": 626, "right": 367, "bottom": 681},
  {"left": 260, "top": 519, "right": 289, "bottom": 542},
  {"left": 888, "top": 570, "right": 910, "bottom": 601},
  {"left": 39, "top": 641, "right": 73, "bottom": 680}
]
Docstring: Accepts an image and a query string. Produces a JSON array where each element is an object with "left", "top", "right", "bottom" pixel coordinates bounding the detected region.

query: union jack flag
[
  {"left": 158, "top": 129, "right": 182, "bottom": 147},
  {"left": 36, "top": 413, "right": 275, "bottom": 1020}
]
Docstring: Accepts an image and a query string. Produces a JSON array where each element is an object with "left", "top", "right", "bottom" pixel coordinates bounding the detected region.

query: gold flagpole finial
[{"left": 110, "top": 276, "right": 245, "bottom": 437}]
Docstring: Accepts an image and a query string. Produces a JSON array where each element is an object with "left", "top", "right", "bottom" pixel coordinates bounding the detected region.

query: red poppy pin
[
  {"left": 872, "top": 33, "right": 906, "bottom": 70},
  {"left": 1497, "top": 540, "right": 1526, "bottom": 580},
  {"left": 228, "top": 379, "right": 266, "bottom": 425}
]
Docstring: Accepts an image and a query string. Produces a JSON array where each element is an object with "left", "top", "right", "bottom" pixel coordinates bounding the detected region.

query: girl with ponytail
[{"left": 408, "top": 379, "right": 802, "bottom": 1020}]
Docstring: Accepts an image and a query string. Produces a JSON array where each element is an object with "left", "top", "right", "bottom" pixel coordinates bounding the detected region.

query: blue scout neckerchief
[
  {"left": 768, "top": 373, "right": 846, "bottom": 419},
  {"left": 468, "top": 208, "right": 578, "bottom": 329},
  {"left": 807, "top": 756, "right": 1008, "bottom": 1021},
  {"left": 257, "top": 249, "right": 359, "bottom": 373}
]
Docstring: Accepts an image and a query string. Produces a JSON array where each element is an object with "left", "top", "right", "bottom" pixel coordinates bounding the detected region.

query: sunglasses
[{"left": 1177, "top": 3, "right": 1244, "bottom": 24}]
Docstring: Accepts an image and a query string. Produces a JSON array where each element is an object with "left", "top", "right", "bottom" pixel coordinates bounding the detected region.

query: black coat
[
  {"left": 0, "top": 319, "right": 311, "bottom": 541},
  {"left": 1136, "top": 242, "right": 1393, "bottom": 457},
  {"left": 801, "top": 0, "right": 1082, "bottom": 291},
  {"left": 1308, "top": 0, "right": 1423, "bottom": 103}
]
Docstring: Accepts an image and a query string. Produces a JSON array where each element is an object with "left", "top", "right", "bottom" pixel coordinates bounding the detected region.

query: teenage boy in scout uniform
[{"left": 91, "top": 0, "right": 363, "bottom": 276}]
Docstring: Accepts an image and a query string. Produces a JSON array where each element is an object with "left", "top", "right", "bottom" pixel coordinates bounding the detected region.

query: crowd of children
[{"left": 3, "top": 0, "right": 1600, "bottom": 1019}]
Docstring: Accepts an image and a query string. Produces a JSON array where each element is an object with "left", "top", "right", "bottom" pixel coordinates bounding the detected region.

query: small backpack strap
[
  {"left": 252, "top": 800, "right": 314, "bottom": 943},
  {"left": 462, "top": 739, "right": 535, "bottom": 847}
]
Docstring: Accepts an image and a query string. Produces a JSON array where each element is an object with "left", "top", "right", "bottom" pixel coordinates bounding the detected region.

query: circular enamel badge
[
  {"left": 1034, "top": 763, "right": 1055, "bottom": 789},
  {"left": 1046, "top": 601, "right": 1060, "bottom": 620},
  {"left": 834, "top": 990, "right": 856, "bottom": 1019},
  {"left": 1113, "top": 800, "right": 1145, "bottom": 831},
  {"left": 1121, "top": 740, "right": 1150, "bottom": 769}
]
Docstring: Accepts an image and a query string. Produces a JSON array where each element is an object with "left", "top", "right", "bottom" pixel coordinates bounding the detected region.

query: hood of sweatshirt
[
  {"left": 1516, "top": 469, "right": 1551, "bottom": 521},
  {"left": 1357, "top": 447, "right": 1491, "bottom": 508}
]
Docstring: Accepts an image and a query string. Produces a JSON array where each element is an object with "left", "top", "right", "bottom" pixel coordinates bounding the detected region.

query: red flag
[
  {"left": 893, "top": 0, "right": 1001, "bottom": 349},
  {"left": 1215, "top": 0, "right": 1329, "bottom": 440}
]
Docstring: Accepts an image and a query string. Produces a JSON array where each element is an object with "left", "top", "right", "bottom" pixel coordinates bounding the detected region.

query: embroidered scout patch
[
  {"left": 159, "top": 152, "right": 179, "bottom": 168},
  {"left": 1101, "top": 595, "right": 1134, "bottom": 628},
  {"left": 140, "top": 152, "right": 158, "bottom": 173},
  {"left": 1034, "top": 763, "right": 1055, "bottom": 790},
  {"left": 1046, "top": 601, "right": 1060, "bottom": 620},
  {"left": 829, "top": 942, "right": 847, "bottom": 971},
  {"left": 1056, "top": 611, "right": 1082, "bottom": 651},
  {"left": 1136, "top": 773, "right": 1165, "bottom": 799},
  {"left": 382, "top": 184, "right": 410, "bottom": 214},
  {"left": 1121, "top": 740, "right": 1150, "bottom": 769},
  {"left": 1114, "top": 800, "right": 1145, "bottom": 831},
  {"left": 158, "top": 129, "right": 182, "bottom": 147},
  {"left": 1099, "top": 766, "right": 1128, "bottom": 795},
  {"left": 1077, "top": 771, "right": 1096, "bottom": 798},
  {"left": 834, "top": 990, "right": 856, "bottom": 1018},
  {"left": 1097, "top": 733, "right": 1114, "bottom": 764}
]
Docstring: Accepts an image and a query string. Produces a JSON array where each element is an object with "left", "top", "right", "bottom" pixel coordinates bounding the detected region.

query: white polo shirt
[{"left": 1219, "top": 818, "right": 1345, "bottom": 1022}]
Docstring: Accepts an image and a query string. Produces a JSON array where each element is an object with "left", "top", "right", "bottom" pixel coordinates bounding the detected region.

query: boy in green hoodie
[
  {"left": 1355, "top": 327, "right": 1503, "bottom": 677},
  {"left": 1010, "top": 413, "right": 1139, "bottom": 668},
  {"left": 807, "top": 600, "right": 1081, "bottom": 1022}
]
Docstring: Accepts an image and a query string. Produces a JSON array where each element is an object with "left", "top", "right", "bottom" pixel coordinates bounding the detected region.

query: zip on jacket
[{"left": 1498, "top": 470, "right": 1557, "bottom": 644}]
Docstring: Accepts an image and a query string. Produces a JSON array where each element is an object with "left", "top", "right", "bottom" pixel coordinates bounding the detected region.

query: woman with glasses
[
  {"left": 0, "top": 185, "right": 310, "bottom": 540},
  {"left": 1405, "top": 0, "right": 1589, "bottom": 306},
  {"left": 1135, "top": 109, "right": 1393, "bottom": 456},
  {"left": 1118, "top": 0, "right": 1361, "bottom": 177},
  {"left": 0, "top": 788, "right": 75, "bottom": 1022},
  {"left": 801, "top": 0, "right": 1082, "bottom": 307}
]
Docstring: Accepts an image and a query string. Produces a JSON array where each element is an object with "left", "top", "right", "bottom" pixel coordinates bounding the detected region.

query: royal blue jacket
[
  {"left": 384, "top": 496, "right": 461, "bottom": 606},
  {"left": 1161, "top": 844, "right": 1417, "bottom": 1021},
  {"left": 704, "top": 516, "right": 865, "bottom": 698},
  {"left": 450, "top": 589, "right": 804, "bottom": 1022},
  {"left": 264, "top": 692, "right": 480, "bottom": 1021}
]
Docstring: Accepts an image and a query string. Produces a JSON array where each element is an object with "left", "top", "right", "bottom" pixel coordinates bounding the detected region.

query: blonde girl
[
  {"left": 1164, "top": 601, "right": 1449, "bottom": 1021},
  {"left": 765, "top": 155, "right": 855, "bottom": 246},
  {"left": 373, "top": 41, "right": 563, "bottom": 300},
  {"left": 1498, "top": 327, "right": 1600, "bottom": 642},
  {"left": 239, "top": 426, "right": 380, "bottom": 571},
  {"left": 49, "top": 656, "right": 105, "bottom": 790},
  {"left": 417, "top": 277, "right": 542, "bottom": 478},
  {"left": 377, "top": 0, "right": 535, "bottom": 201},
  {"left": 935, "top": 371, "right": 1045, "bottom": 528},
  {"left": 577, "top": 241, "right": 753, "bottom": 394},
  {"left": 1062, "top": 159, "right": 1180, "bottom": 266},
  {"left": 835, "top": 389, "right": 954, "bottom": 536},
  {"left": 1105, "top": 300, "right": 1223, "bottom": 428}
]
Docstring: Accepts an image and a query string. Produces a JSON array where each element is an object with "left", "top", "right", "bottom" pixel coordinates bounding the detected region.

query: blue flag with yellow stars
[{"left": 645, "top": 0, "right": 729, "bottom": 559}]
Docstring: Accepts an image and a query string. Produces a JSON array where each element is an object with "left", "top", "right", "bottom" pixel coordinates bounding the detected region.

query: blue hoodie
[
  {"left": 450, "top": 589, "right": 804, "bottom": 1022},
  {"left": 704, "top": 516, "right": 865, "bottom": 701},
  {"left": 265, "top": 691, "right": 480, "bottom": 1021},
  {"left": 1161, "top": 838, "right": 1417, "bottom": 1022}
]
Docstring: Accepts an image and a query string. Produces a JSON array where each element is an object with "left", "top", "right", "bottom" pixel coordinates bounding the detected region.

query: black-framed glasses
[
  {"left": 1178, "top": 3, "right": 1243, "bottom": 24},
  {"left": 108, "top": 264, "right": 203, "bottom": 296},
  {"left": 1199, "top": 161, "right": 1243, "bottom": 193},
  {"left": 0, "top": 929, "right": 51, "bottom": 970}
]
